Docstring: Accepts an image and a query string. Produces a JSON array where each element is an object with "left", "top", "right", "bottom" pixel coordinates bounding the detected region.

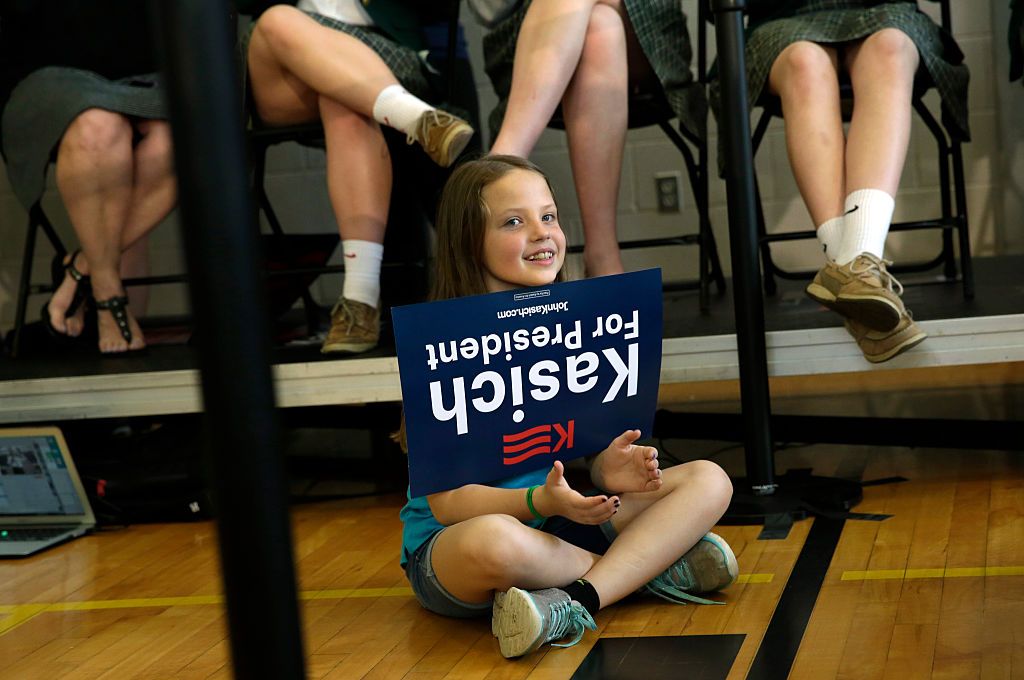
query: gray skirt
[
  {"left": 1, "top": 67, "right": 166, "bottom": 210},
  {"left": 482, "top": 0, "right": 706, "bottom": 141},
  {"left": 712, "top": 2, "right": 970, "bottom": 140}
]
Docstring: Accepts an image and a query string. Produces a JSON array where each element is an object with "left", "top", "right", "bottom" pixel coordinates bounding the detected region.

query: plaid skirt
[
  {"left": 482, "top": 0, "right": 706, "bottom": 140},
  {"left": 240, "top": 9, "right": 446, "bottom": 122},
  {"left": 0, "top": 67, "right": 165, "bottom": 210},
  {"left": 713, "top": 1, "right": 970, "bottom": 140}
]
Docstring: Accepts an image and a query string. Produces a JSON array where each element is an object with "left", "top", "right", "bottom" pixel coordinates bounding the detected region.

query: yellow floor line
[
  {"left": 736, "top": 573, "right": 774, "bottom": 584},
  {"left": 841, "top": 565, "right": 1024, "bottom": 581},
  {"left": 0, "top": 573, "right": 774, "bottom": 638}
]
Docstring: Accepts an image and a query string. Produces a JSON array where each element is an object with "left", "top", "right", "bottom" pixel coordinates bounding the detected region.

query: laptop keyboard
[{"left": 0, "top": 528, "right": 72, "bottom": 542}]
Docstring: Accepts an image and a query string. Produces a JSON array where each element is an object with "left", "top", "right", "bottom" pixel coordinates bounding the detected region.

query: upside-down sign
[{"left": 392, "top": 269, "right": 663, "bottom": 497}]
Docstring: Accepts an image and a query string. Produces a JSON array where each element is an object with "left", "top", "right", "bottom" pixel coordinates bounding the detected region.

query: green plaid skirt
[
  {"left": 240, "top": 9, "right": 444, "bottom": 121},
  {"left": 299, "top": 13, "right": 434, "bottom": 100},
  {"left": 713, "top": 1, "right": 970, "bottom": 140},
  {"left": 482, "top": 0, "right": 706, "bottom": 140}
]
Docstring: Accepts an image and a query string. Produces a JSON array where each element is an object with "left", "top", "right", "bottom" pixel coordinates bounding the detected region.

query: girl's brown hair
[
  {"left": 429, "top": 154, "right": 566, "bottom": 301},
  {"left": 395, "top": 155, "right": 565, "bottom": 453}
]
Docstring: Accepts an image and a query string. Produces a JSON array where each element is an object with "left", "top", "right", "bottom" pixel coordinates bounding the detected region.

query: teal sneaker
[
  {"left": 491, "top": 587, "right": 597, "bottom": 659},
  {"left": 642, "top": 532, "right": 738, "bottom": 605}
]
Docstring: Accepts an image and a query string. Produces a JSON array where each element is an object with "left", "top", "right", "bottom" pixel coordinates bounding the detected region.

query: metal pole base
[{"left": 720, "top": 469, "right": 864, "bottom": 539}]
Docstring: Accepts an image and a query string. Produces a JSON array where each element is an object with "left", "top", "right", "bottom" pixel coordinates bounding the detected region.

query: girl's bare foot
[
  {"left": 91, "top": 273, "right": 146, "bottom": 353},
  {"left": 47, "top": 251, "right": 88, "bottom": 337}
]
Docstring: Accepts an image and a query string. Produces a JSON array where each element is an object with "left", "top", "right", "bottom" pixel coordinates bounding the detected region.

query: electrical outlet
[{"left": 655, "top": 171, "right": 683, "bottom": 213}]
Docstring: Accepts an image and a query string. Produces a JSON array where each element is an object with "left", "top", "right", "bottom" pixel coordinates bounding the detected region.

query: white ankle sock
[
  {"left": 372, "top": 85, "right": 433, "bottom": 137},
  {"left": 816, "top": 216, "right": 844, "bottom": 263},
  {"left": 341, "top": 239, "right": 383, "bottom": 308},
  {"left": 834, "top": 188, "right": 895, "bottom": 265}
]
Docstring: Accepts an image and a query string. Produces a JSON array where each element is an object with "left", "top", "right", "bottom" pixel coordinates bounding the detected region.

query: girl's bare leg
[
  {"left": 247, "top": 5, "right": 400, "bottom": 125},
  {"left": 119, "top": 236, "right": 150, "bottom": 321},
  {"left": 429, "top": 460, "right": 732, "bottom": 608},
  {"left": 319, "top": 95, "right": 391, "bottom": 245},
  {"left": 431, "top": 514, "right": 601, "bottom": 604},
  {"left": 768, "top": 41, "right": 845, "bottom": 226},
  {"left": 56, "top": 117, "right": 176, "bottom": 349},
  {"left": 584, "top": 459, "right": 732, "bottom": 605},
  {"left": 561, "top": 2, "right": 629, "bottom": 276},
  {"left": 491, "top": 0, "right": 613, "bottom": 156},
  {"left": 843, "top": 29, "right": 919, "bottom": 195},
  {"left": 55, "top": 109, "right": 143, "bottom": 351}
]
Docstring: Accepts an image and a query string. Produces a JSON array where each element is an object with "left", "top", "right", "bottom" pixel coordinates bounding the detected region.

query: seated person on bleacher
[
  {"left": 0, "top": 0, "right": 176, "bottom": 354},
  {"left": 479, "top": 0, "right": 705, "bottom": 278},
  {"left": 718, "top": 0, "right": 969, "bottom": 363},
  {"left": 243, "top": 0, "right": 475, "bottom": 355}
]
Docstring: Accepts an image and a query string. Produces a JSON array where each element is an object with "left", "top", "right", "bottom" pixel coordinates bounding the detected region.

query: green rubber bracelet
[{"left": 526, "top": 485, "right": 546, "bottom": 520}]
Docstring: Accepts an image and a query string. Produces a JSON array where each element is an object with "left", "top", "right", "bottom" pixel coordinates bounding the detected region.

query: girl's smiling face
[{"left": 480, "top": 168, "right": 566, "bottom": 293}]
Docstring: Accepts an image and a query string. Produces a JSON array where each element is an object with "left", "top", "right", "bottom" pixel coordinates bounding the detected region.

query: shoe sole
[
  {"left": 862, "top": 329, "right": 928, "bottom": 363},
  {"left": 435, "top": 123, "right": 474, "bottom": 167},
  {"left": 805, "top": 282, "right": 902, "bottom": 332},
  {"left": 491, "top": 587, "right": 544, "bottom": 659},
  {"left": 320, "top": 341, "right": 377, "bottom": 354},
  {"left": 702, "top": 532, "right": 740, "bottom": 589}
]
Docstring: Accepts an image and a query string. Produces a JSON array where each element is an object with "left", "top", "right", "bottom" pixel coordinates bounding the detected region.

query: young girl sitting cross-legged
[{"left": 397, "top": 155, "right": 738, "bottom": 659}]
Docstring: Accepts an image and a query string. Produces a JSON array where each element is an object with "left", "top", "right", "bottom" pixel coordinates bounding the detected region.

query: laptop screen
[{"left": 0, "top": 434, "right": 85, "bottom": 517}]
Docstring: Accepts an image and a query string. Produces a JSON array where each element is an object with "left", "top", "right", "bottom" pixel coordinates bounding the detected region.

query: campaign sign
[{"left": 392, "top": 269, "right": 663, "bottom": 498}]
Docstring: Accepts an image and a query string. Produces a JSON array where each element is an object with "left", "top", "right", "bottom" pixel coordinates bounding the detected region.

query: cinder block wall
[{"left": 0, "top": 0, "right": 1020, "bottom": 331}]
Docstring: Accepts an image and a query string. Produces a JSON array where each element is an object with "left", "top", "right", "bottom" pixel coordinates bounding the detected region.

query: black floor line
[{"left": 745, "top": 515, "right": 846, "bottom": 680}]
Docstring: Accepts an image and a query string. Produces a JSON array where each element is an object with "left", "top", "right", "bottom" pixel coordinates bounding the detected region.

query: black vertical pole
[
  {"left": 154, "top": 2, "right": 306, "bottom": 677},
  {"left": 709, "top": 0, "right": 776, "bottom": 495}
]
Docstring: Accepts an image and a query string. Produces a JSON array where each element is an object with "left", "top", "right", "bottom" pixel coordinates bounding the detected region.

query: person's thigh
[
  {"left": 246, "top": 7, "right": 321, "bottom": 124},
  {"left": 430, "top": 514, "right": 598, "bottom": 603},
  {"left": 405, "top": 530, "right": 492, "bottom": 618}
]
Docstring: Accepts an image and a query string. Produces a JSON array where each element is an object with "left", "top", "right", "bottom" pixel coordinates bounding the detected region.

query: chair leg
[
  {"left": 754, "top": 176, "right": 777, "bottom": 296},
  {"left": 253, "top": 141, "right": 324, "bottom": 332},
  {"left": 937, "top": 136, "right": 957, "bottom": 281},
  {"left": 951, "top": 139, "right": 974, "bottom": 299},
  {"left": 12, "top": 212, "right": 42, "bottom": 358}
]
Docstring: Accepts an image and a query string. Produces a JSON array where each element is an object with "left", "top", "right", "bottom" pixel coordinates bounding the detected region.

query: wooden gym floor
[{"left": 2, "top": 384, "right": 1022, "bottom": 679}]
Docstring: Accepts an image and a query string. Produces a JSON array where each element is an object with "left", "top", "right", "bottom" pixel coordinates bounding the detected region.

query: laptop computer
[{"left": 0, "top": 426, "right": 96, "bottom": 558}]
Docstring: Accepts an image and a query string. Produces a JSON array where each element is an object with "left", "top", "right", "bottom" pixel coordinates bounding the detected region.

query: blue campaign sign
[{"left": 392, "top": 269, "right": 664, "bottom": 498}]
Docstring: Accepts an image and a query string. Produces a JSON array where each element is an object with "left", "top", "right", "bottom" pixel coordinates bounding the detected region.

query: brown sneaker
[
  {"left": 320, "top": 297, "right": 379, "bottom": 354},
  {"left": 408, "top": 110, "right": 473, "bottom": 167},
  {"left": 845, "top": 310, "right": 927, "bottom": 363},
  {"left": 806, "top": 253, "right": 905, "bottom": 332}
]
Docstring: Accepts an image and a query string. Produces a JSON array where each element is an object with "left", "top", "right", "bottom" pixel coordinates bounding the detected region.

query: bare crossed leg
[
  {"left": 428, "top": 460, "right": 732, "bottom": 607},
  {"left": 52, "top": 111, "right": 176, "bottom": 352},
  {"left": 492, "top": 0, "right": 656, "bottom": 276},
  {"left": 768, "top": 28, "right": 920, "bottom": 228}
]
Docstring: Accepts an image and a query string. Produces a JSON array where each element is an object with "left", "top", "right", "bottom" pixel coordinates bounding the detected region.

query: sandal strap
[
  {"left": 94, "top": 295, "right": 132, "bottom": 343},
  {"left": 66, "top": 249, "right": 87, "bottom": 283}
]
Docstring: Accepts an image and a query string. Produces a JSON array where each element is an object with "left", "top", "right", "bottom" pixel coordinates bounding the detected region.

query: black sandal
[
  {"left": 94, "top": 294, "right": 135, "bottom": 347},
  {"left": 42, "top": 249, "right": 91, "bottom": 338}
]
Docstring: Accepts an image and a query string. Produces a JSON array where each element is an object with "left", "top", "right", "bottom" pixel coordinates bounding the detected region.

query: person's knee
[
  {"left": 61, "top": 109, "right": 132, "bottom": 159},
  {"left": 860, "top": 28, "right": 918, "bottom": 68},
  {"left": 253, "top": 4, "right": 307, "bottom": 54},
  {"left": 774, "top": 41, "right": 838, "bottom": 91},
  {"left": 585, "top": 3, "right": 624, "bottom": 47},
  {"left": 136, "top": 122, "right": 174, "bottom": 168},
  {"left": 688, "top": 459, "right": 733, "bottom": 514},
  {"left": 459, "top": 515, "right": 534, "bottom": 579}
]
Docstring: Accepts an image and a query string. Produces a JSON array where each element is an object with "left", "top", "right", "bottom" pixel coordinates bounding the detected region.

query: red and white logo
[{"left": 502, "top": 420, "right": 574, "bottom": 465}]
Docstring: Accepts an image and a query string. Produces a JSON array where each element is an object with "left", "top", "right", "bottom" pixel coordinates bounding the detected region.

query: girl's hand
[
  {"left": 537, "top": 460, "right": 619, "bottom": 525},
  {"left": 589, "top": 429, "right": 663, "bottom": 494}
]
